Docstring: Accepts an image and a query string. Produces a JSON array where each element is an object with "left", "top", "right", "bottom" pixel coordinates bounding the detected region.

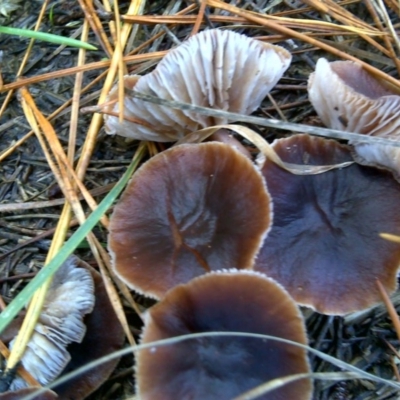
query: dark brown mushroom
[
  {"left": 136, "top": 270, "right": 312, "bottom": 400},
  {"left": 103, "top": 29, "right": 291, "bottom": 141},
  {"left": 255, "top": 134, "right": 400, "bottom": 315},
  {"left": 109, "top": 142, "right": 272, "bottom": 299},
  {"left": 0, "top": 387, "right": 58, "bottom": 400}
]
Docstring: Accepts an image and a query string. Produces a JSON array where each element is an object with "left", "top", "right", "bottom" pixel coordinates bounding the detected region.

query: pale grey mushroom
[
  {"left": 103, "top": 29, "right": 291, "bottom": 141},
  {"left": 8, "top": 257, "right": 95, "bottom": 391},
  {"left": 308, "top": 57, "right": 400, "bottom": 180}
]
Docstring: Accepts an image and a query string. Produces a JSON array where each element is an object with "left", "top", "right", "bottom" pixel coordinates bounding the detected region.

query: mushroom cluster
[
  {"left": 103, "top": 29, "right": 400, "bottom": 399},
  {"left": 108, "top": 142, "right": 313, "bottom": 398}
]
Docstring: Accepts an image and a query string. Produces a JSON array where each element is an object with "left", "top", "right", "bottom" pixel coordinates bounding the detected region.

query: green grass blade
[
  {"left": 0, "top": 26, "right": 98, "bottom": 50},
  {"left": 0, "top": 144, "right": 146, "bottom": 334}
]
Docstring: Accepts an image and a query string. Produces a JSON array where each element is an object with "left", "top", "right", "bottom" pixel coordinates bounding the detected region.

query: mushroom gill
[
  {"left": 103, "top": 29, "right": 291, "bottom": 141},
  {"left": 1, "top": 258, "right": 125, "bottom": 399},
  {"left": 308, "top": 57, "right": 400, "bottom": 179},
  {"left": 8, "top": 257, "right": 95, "bottom": 391}
]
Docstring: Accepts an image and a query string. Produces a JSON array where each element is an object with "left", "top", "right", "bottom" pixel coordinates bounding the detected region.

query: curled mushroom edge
[{"left": 102, "top": 28, "right": 292, "bottom": 142}]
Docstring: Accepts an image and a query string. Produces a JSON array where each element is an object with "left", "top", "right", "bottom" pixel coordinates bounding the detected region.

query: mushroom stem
[{"left": 209, "top": 129, "right": 252, "bottom": 159}]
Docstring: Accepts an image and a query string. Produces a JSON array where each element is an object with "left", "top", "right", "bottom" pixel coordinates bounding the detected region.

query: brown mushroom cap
[
  {"left": 137, "top": 270, "right": 312, "bottom": 400},
  {"left": 109, "top": 142, "right": 272, "bottom": 299},
  {"left": 0, "top": 388, "right": 58, "bottom": 400},
  {"left": 255, "top": 134, "right": 400, "bottom": 315},
  {"left": 103, "top": 29, "right": 291, "bottom": 141},
  {"left": 308, "top": 57, "right": 400, "bottom": 178}
]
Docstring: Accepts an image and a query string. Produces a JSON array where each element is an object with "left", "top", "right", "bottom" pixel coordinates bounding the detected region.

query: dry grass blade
[
  {"left": 5, "top": 89, "right": 73, "bottom": 373},
  {"left": 121, "top": 11, "right": 383, "bottom": 35},
  {"left": 0, "top": 340, "right": 40, "bottom": 387},
  {"left": 302, "top": 0, "right": 379, "bottom": 29},
  {"left": 7, "top": 85, "right": 137, "bottom": 377},
  {"left": 126, "top": 91, "right": 400, "bottom": 148},
  {"left": 77, "top": 0, "right": 114, "bottom": 57},
  {"left": 275, "top": 0, "right": 361, "bottom": 16},
  {"left": 125, "top": 10, "right": 381, "bottom": 34},
  {"left": 206, "top": 0, "right": 400, "bottom": 90},
  {"left": 0, "top": 144, "right": 146, "bottom": 338},
  {"left": 0, "top": 71, "right": 107, "bottom": 163},
  {"left": 66, "top": 0, "right": 148, "bottom": 347},
  {"left": 266, "top": 16, "right": 381, "bottom": 36},
  {"left": 177, "top": 124, "right": 353, "bottom": 174},
  {"left": 364, "top": 0, "right": 400, "bottom": 73},
  {"left": 0, "top": 0, "right": 50, "bottom": 119},
  {"left": 113, "top": 0, "right": 127, "bottom": 123},
  {"left": 122, "top": 14, "right": 246, "bottom": 24},
  {"left": 74, "top": 0, "right": 147, "bottom": 180},
  {"left": 1, "top": 0, "right": 147, "bottom": 376},
  {"left": 0, "top": 52, "right": 166, "bottom": 92},
  {"left": 233, "top": 372, "right": 360, "bottom": 400},
  {"left": 384, "top": 0, "right": 400, "bottom": 15},
  {"left": 318, "top": 38, "right": 396, "bottom": 67},
  {"left": 373, "top": 0, "right": 400, "bottom": 54},
  {"left": 20, "top": 331, "right": 400, "bottom": 400},
  {"left": 12, "top": 86, "right": 139, "bottom": 362},
  {"left": 19, "top": 89, "right": 108, "bottom": 227},
  {"left": 380, "top": 233, "right": 400, "bottom": 243},
  {"left": 376, "top": 280, "right": 400, "bottom": 342},
  {"left": 190, "top": 0, "right": 207, "bottom": 36},
  {"left": 68, "top": 18, "right": 88, "bottom": 165}
]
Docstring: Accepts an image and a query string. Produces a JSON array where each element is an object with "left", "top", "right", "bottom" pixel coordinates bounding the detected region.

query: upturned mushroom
[
  {"left": 108, "top": 142, "right": 272, "bottom": 299},
  {"left": 52, "top": 259, "right": 125, "bottom": 400},
  {"left": 1, "top": 257, "right": 124, "bottom": 399},
  {"left": 255, "top": 134, "right": 400, "bottom": 315},
  {"left": 308, "top": 57, "right": 400, "bottom": 179},
  {"left": 136, "top": 270, "right": 312, "bottom": 400},
  {"left": 8, "top": 257, "right": 95, "bottom": 391},
  {"left": 103, "top": 28, "right": 291, "bottom": 141}
]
